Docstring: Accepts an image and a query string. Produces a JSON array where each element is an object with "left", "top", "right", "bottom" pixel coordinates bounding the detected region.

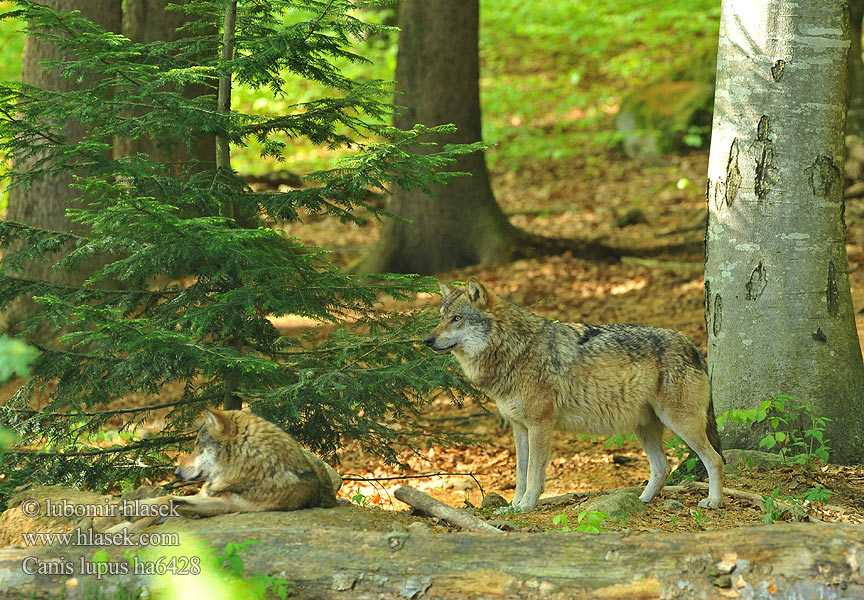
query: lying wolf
[
  {"left": 425, "top": 279, "right": 724, "bottom": 513},
  {"left": 108, "top": 409, "right": 340, "bottom": 532}
]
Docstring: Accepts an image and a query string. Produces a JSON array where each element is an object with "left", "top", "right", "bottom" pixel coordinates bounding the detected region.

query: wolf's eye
[{"left": 452, "top": 315, "right": 462, "bottom": 323}]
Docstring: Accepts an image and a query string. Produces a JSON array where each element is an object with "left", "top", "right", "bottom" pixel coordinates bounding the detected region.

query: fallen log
[
  {"left": 1, "top": 520, "right": 862, "bottom": 599},
  {"left": 394, "top": 485, "right": 502, "bottom": 534}
]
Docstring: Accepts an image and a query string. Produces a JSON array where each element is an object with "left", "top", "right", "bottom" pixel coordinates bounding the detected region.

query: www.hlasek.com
[{"left": 19, "top": 498, "right": 181, "bottom": 548}]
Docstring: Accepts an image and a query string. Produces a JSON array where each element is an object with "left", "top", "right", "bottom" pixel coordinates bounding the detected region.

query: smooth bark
[{"left": 705, "top": 0, "right": 864, "bottom": 463}]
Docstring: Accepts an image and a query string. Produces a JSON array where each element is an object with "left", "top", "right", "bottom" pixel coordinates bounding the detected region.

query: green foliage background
[{"left": 0, "top": 0, "right": 720, "bottom": 175}]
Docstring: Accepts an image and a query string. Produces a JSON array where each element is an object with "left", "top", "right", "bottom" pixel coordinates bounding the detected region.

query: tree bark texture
[
  {"left": 705, "top": 0, "right": 864, "bottom": 463},
  {"left": 848, "top": 0, "right": 864, "bottom": 137},
  {"left": 359, "top": 0, "right": 519, "bottom": 275},
  {"left": 0, "top": 522, "right": 862, "bottom": 599},
  {"left": 1, "top": 1, "right": 122, "bottom": 334},
  {"left": 114, "top": 0, "right": 215, "bottom": 168}
]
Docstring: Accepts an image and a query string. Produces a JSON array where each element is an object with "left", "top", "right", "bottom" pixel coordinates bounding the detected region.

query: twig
[
  {"left": 536, "top": 488, "right": 617, "bottom": 506},
  {"left": 421, "top": 411, "right": 490, "bottom": 422},
  {"left": 9, "top": 434, "right": 193, "bottom": 457},
  {"left": 341, "top": 473, "right": 394, "bottom": 508},
  {"left": 304, "top": 0, "right": 336, "bottom": 41},
  {"left": 663, "top": 482, "right": 845, "bottom": 514},
  {"left": 394, "top": 485, "right": 502, "bottom": 534},
  {"left": 538, "top": 483, "right": 844, "bottom": 516},
  {"left": 342, "top": 471, "right": 486, "bottom": 498},
  {"left": 2, "top": 392, "right": 222, "bottom": 417}
]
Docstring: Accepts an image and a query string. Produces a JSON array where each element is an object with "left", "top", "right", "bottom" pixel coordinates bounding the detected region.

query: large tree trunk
[
  {"left": 0, "top": 1, "right": 122, "bottom": 335},
  {"left": 115, "top": 0, "right": 215, "bottom": 169},
  {"left": 1, "top": 521, "right": 862, "bottom": 599},
  {"left": 357, "top": 0, "right": 521, "bottom": 275},
  {"left": 705, "top": 0, "right": 864, "bottom": 463},
  {"left": 357, "top": 0, "right": 618, "bottom": 275}
]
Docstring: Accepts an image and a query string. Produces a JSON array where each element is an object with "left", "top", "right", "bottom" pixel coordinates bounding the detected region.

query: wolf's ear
[
  {"left": 203, "top": 409, "right": 235, "bottom": 437},
  {"left": 467, "top": 279, "right": 491, "bottom": 307},
  {"left": 439, "top": 282, "right": 454, "bottom": 297}
]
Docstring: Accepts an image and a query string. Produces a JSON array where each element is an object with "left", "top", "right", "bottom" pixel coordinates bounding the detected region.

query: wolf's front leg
[
  {"left": 512, "top": 423, "right": 553, "bottom": 513},
  {"left": 511, "top": 420, "right": 530, "bottom": 507}
]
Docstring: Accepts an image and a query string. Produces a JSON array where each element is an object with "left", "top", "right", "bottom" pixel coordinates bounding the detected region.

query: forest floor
[
  {"left": 4, "top": 148, "right": 864, "bottom": 537},
  {"left": 271, "top": 148, "right": 864, "bottom": 535}
]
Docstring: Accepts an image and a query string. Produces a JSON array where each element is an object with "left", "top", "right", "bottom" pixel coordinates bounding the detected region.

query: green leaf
[{"left": 759, "top": 435, "right": 776, "bottom": 450}]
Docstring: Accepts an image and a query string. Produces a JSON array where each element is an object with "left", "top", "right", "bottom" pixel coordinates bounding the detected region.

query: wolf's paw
[
  {"left": 638, "top": 491, "right": 656, "bottom": 503},
  {"left": 698, "top": 496, "right": 724, "bottom": 509},
  {"left": 511, "top": 499, "right": 537, "bottom": 513}
]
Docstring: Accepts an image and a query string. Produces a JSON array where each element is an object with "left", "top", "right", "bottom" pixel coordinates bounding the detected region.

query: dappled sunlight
[{"left": 608, "top": 278, "right": 648, "bottom": 295}]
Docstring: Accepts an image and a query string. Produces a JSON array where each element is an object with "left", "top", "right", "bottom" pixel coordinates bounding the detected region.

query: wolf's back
[{"left": 230, "top": 411, "right": 341, "bottom": 509}]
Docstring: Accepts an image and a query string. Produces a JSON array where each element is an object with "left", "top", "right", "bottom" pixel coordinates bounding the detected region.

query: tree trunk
[
  {"left": 0, "top": 1, "right": 122, "bottom": 335},
  {"left": 848, "top": 0, "right": 864, "bottom": 137},
  {"left": 115, "top": 0, "right": 215, "bottom": 169},
  {"left": 357, "top": 0, "right": 519, "bottom": 275},
  {"left": 0, "top": 522, "right": 862, "bottom": 599},
  {"left": 705, "top": 0, "right": 864, "bottom": 463}
]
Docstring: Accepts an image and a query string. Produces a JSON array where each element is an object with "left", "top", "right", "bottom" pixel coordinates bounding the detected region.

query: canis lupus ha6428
[{"left": 425, "top": 280, "right": 724, "bottom": 513}]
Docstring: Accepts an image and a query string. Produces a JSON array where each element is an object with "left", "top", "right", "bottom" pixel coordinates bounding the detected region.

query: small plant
[
  {"left": 799, "top": 485, "right": 834, "bottom": 505},
  {"left": 210, "top": 540, "right": 292, "bottom": 599},
  {"left": 761, "top": 488, "right": 785, "bottom": 524},
  {"left": 665, "top": 434, "right": 698, "bottom": 479},
  {"left": 681, "top": 124, "right": 712, "bottom": 148},
  {"left": 689, "top": 506, "right": 709, "bottom": 525},
  {"left": 604, "top": 432, "right": 637, "bottom": 449},
  {"left": 498, "top": 504, "right": 522, "bottom": 516},
  {"left": 552, "top": 513, "right": 571, "bottom": 532},
  {"left": 351, "top": 491, "right": 370, "bottom": 507},
  {"left": 575, "top": 510, "right": 609, "bottom": 533},
  {"left": 718, "top": 395, "right": 831, "bottom": 467},
  {"left": 668, "top": 515, "right": 677, "bottom": 527}
]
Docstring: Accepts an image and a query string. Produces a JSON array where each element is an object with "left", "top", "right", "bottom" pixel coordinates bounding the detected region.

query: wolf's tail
[{"left": 667, "top": 395, "right": 724, "bottom": 484}]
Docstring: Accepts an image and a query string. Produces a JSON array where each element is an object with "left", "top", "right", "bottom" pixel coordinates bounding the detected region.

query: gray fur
[{"left": 427, "top": 279, "right": 724, "bottom": 513}]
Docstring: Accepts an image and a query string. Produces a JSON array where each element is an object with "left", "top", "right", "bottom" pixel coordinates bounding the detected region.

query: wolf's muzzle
[{"left": 424, "top": 335, "right": 457, "bottom": 353}]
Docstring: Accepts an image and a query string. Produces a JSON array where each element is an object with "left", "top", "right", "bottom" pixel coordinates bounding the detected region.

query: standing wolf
[{"left": 425, "top": 279, "right": 724, "bottom": 513}]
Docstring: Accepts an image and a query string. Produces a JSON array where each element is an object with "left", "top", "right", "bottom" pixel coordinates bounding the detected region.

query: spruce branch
[{"left": 2, "top": 392, "right": 222, "bottom": 417}]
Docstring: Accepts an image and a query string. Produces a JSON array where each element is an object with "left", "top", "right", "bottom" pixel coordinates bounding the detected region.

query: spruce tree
[{"left": 0, "top": 0, "right": 480, "bottom": 495}]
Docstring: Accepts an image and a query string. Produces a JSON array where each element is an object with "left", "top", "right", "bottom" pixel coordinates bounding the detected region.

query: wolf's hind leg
[
  {"left": 635, "top": 418, "right": 670, "bottom": 503},
  {"left": 667, "top": 420, "right": 724, "bottom": 508}
]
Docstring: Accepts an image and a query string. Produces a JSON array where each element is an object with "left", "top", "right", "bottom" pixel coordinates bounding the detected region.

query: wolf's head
[
  {"left": 175, "top": 409, "right": 237, "bottom": 482},
  {"left": 424, "top": 279, "right": 495, "bottom": 358}
]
